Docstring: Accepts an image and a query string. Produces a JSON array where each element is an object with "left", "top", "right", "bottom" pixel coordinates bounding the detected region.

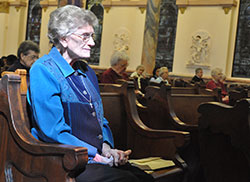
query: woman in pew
[
  {"left": 100, "top": 51, "right": 129, "bottom": 83},
  {"left": 27, "top": 5, "right": 153, "bottom": 182},
  {"left": 206, "top": 67, "right": 229, "bottom": 103}
]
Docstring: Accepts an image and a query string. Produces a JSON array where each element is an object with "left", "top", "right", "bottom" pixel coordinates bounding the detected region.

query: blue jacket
[{"left": 27, "top": 47, "right": 114, "bottom": 160}]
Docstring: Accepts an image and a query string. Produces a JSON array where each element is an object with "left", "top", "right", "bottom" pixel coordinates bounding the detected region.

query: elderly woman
[
  {"left": 27, "top": 5, "right": 153, "bottom": 182},
  {"left": 206, "top": 67, "right": 229, "bottom": 103},
  {"left": 100, "top": 51, "right": 129, "bottom": 83}
]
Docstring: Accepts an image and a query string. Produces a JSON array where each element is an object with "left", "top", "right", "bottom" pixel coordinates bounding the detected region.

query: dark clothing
[
  {"left": 191, "top": 75, "right": 205, "bottom": 84},
  {"left": 76, "top": 163, "right": 154, "bottom": 182},
  {"left": 7, "top": 61, "right": 30, "bottom": 72},
  {"left": 100, "top": 68, "right": 129, "bottom": 84}
]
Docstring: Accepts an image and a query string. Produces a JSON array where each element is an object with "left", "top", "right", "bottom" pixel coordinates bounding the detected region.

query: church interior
[{"left": 0, "top": 0, "right": 249, "bottom": 182}]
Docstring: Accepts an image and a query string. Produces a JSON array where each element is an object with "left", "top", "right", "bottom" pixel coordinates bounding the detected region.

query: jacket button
[{"left": 97, "top": 134, "right": 103, "bottom": 140}]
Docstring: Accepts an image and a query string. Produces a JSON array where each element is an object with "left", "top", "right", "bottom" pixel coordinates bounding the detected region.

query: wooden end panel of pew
[
  {"left": 0, "top": 74, "right": 88, "bottom": 182},
  {"left": 198, "top": 100, "right": 250, "bottom": 182}
]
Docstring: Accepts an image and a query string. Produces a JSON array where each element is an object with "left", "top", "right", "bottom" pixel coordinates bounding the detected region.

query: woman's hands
[{"left": 101, "top": 143, "right": 132, "bottom": 166}]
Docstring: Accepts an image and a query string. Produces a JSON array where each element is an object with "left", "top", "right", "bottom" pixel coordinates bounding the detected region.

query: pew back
[
  {"left": 171, "top": 94, "right": 216, "bottom": 125},
  {"left": 144, "top": 84, "right": 218, "bottom": 129}
]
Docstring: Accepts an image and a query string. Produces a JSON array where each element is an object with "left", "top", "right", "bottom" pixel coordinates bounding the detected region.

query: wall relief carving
[
  {"left": 187, "top": 30, "right": 211, "bottom": 68},
  {"left": 113, "top": 27, "right": 130, "bottom": 54}
]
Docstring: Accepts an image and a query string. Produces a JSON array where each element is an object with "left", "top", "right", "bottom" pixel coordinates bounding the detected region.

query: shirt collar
[{"left": 48, "top": 47, "right": 75, "bottom": 78}]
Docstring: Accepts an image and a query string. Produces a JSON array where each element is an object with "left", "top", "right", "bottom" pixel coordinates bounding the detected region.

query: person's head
[
  {"left": 211, "top": 68, "right": 223, "bottom": 82},
  {"left": 17, "top": 40, "right": 40, "bottom": 68},
  {"left": 136, "top": 65, "right": 145, "bottom": 76},
  {"left": 195, "top": 67, "right": 203, "bottom": 78},
  {"left": 220, "top": 74, "right": 226, "bottom": 82},
  {"left": 0, "top": 56, "right": 7, "bottom": 66},
  {"left": 110, "top": 51, "right": 129, "bottom": 75},
  {"left": 159, "top": 67, "right": 169, "bottom": 80},
  {"left": 48, "top": 5, "right": 98, "bottom": 62},
  {"left": 6, "top": 54, "right": 17, "bottom": 66},
  {"left": 152, "top": 66, "right": 160, "bottom": 78}
]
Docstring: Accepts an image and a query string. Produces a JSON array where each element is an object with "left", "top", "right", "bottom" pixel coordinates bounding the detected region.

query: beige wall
[
  {"left": 99, "top": 6, "right": 146, "bottom": 71},
  {"left": 173, "top": 1, "right": 240, "bottom": 78},
  {"left": 0, "top": 5, "right": 28, "bottom": 57},
  {"left": 39, "top": 7, "right": 57, "bottom": 56},
  {"left": 0, "top": 13, "right": 8, "bottom": 56}
]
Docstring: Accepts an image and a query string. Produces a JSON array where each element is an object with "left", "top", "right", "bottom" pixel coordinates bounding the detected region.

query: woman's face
[
  {"left": 62, "top": 25, "right": 95, "bottom": 62},
  {"left": 137, "top": 67, "right": 145, "bottom": 75},
  {"left": 213, "top": 72, "right": 223, "bottom": 81}
]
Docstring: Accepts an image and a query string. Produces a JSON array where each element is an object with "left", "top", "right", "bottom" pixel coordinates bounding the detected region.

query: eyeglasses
[
  {"left": 72, "top": 32, "right": 95, "bottom": 42},
  {"left": 25, "top": 54, "right": 39, "bottom": 61}
]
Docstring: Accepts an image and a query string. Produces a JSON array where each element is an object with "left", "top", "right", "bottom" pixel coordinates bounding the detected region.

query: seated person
[
  {"left": 149, "top": 66, "right": 160, "bottom": 83},
  {"left": 8, "top": 40, "right": 39, "bottom": 73},
  {"left": 0, "top": 54, "right": 18, "bottom": 74},
  {"left": 151, "top": 66, "right": 170, "bottom": 85},
  {"left": 130, "top": 65, "right": 146, "bottom": 79},
  {"left": 130, "top": 65, "right": 148, "bottom": 92},
  {"left": 27, "top": 5, "right": 153, "bottom": 182},
  {"left": 191, "top": 67, "right": 205, "bottom": 84},
  {"left": 206, "top": 68, "right": 229, "bottom": 103},
  {"left": 100, "top": 51, "right": 129, "bottom": 83}
]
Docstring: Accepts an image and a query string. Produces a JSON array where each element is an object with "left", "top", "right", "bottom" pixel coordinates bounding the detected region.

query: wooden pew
[
  {"left": 144, "top": 84, "right": 218, "bottom": 128},
  {"left": 171, "top": 87, "right": 198, "bottom": 94},
  {"left": 0, "top": 74, "right": 88, "bottom": 182},
  {"left": 198, "top": 99, "right": 250, "bottom": 182},
  {"left": 228, "top": 89, "right": 248, "bottom": 106},
  {"left": 100, "top": 82, "right": 190, "bottom": 182},
  {"left": 171, "top": 93, "right": 218, "bottom": 125},
  {"left": 143, "top": 84, "right": 219, "bottom": 182}
]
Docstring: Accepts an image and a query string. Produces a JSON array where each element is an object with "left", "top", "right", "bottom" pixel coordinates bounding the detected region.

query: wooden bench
[
  {"left": 100, "top": 82, "right": 190, "bottom": 182},
  {"left": 0, "top": 74, "right": 88, "bottom": 182},
  {"left": 143, "top": 84, "right": 218, "bottom": 128},
  {"left": 143, "top": 84, "right": 217, "bottom": 182},
  {"left": 198, "top": 99, "right": 250, "bottom": 182}
]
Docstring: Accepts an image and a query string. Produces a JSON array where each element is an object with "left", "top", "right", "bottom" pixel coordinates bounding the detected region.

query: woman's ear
[{"left": 59, "top": 37, "right": 68, "bottom": 48}]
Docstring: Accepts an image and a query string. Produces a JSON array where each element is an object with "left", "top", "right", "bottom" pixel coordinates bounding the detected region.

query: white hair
[
  {"left": 110, "top": 51, "right": 129, "bottom": 66},
  {"left": 48, "top": 5, "right": 98, "bottom": 46}
]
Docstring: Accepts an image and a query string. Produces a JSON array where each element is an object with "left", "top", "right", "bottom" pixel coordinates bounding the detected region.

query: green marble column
[{"left": 141, "top": 0, "right": 161, "bottom": 74}]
